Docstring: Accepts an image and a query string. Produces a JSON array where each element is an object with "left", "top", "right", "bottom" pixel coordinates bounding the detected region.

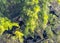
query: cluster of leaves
[
  {"left": 0, "top": 17, "right": 18, "bottom": 35},
  {"left": 0, "top": 17, "right": 24, "bottom": 43},
  {"left": 23, "top": 0, "right": 60, "bottom": 43},
  {"left": 57, "top": 0, "right": 60, "bottom": 4},
  {"left": 23, "top": 0, "right": 40, "bottom": 36}
]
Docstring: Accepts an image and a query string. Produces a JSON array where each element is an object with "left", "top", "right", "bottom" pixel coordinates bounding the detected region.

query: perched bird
[
  {"left": 19, "top": 21, "right": 25, "bottom": 26},
  {"left": 49, "top": 6, "right": 59, "bottom": 17},
  {"left": 43, "top": 30, "right": 48, "bottom": 39},
  {"left": 15, "top": 16, "right": 25, "bottom": 26}
]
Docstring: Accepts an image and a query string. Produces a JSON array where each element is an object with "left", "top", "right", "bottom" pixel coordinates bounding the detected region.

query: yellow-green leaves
[
  {"left": 15, "top": 31, "right": 24, "bottom": 43},
  {"left": 15, "top": 31, "right": 24, "bottom": 37},
  {"left": 0, "top": 26, "right": 5, "bottom": 35},
  {"left": 46, "top": 27, "right": 54, "bottom": 38},
  {"left": 33, "top": 5, "right": 40, "bottom": 13},
  {"left": 57, "top": 0, "right": 60, "bottom": 4},
  {"left": 24, "top": 0, "right": 40, "bottom": 36},
  {"left": 43, "top": 14, "right": 48, "bottom": 24},
  {"left": 40, "top": 0, "right": 49, "bottom": 29},
  {"left": 43, "top": 14, "right": 48, "bottom": 29},
  {"left": 0, "top": 17, "right": 11, "bottom": 30},
  {"left": 26, "top": 9, "right": 33, "bottom": 16},
  {"left": 12, "top": 23, "right": 19, "bottom": 27},
  {"left": 0, "top": 17, "right": 19, "bottom": 35},
  {"left": 27, "top": 18, "right": 36, "bottom": 32},
  {"left": 24, "top": 17, "right": 37, "bottom": 36}
]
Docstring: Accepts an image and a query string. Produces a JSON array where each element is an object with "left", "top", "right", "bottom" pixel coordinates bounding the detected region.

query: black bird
[
  {"left": 43, "top": 30, "right": 48, "bottom": 39},
  {"left": 19, "top": 21, "right": 25, "bottom": 26},
  {"left": 49, "top": 6, "right": 59, "bottom": 17},
  {"left": 50, "top": 11, "right": 59, "bottom": 17}
]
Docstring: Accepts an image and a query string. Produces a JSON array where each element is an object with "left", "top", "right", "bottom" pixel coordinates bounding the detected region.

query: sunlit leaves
[
  {"left": 15, "top": 31, "right": 24, "bottom": 38},
  {"left": 24, "top": 0, "right": 40, "bottom": 36},
  {"left": 40, "top": 0, "right": 49, "bottom": 29},
  {"left": 43, "top": 14, "right": 48, "bottom": 29},
  {"left": 57, "top": 0, "right": 60, "bottom": 4},
  {"left": 33, "top": 5, "right": 40, "bottom": 13},
  {"left": 14, "top": 31, "right": 24, "bottom": 43},
  {"left": 0, "top": 26, "right": 5, "bottom": 35},
  {"left": 0, "top": 17, "right": 19, "bottom": 35},
  {"left": 45, "top": 27, "right": 54, "bottom": 38}
]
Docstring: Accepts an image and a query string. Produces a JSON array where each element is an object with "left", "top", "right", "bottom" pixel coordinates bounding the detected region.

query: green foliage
[
  {"left": 0, "top": 0, "right": 60, "bottom": 43},
  {"left": 45, "top": 27, "right": 54, "bottom": 38},
  {"left": 0, "top": 17, "right": 24, "bottom": 43},
  {"left": 14, "top": 31, "right": 24, "bottom": 43},
  {"left": 0, "top": 17, "right": 19, "bottom": 35},
  {"left": 57, "top": 0, "right": 60, "bottom": 4},
  {"left": 23, "top": 0, "right": 40, "bottom": 36}
]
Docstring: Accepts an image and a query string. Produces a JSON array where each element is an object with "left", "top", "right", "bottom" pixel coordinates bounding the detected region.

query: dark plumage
[
  {"left": 43, "top": 30, "right": 48, "bottom": 39},
  {"left": 19, "top": 21, "right": 24, "bottom": 26},
  {"left": 49, "top": 6, "right": 59, "bottom": 17},
  {"left": 50, "top": 11, "right": 58, "bottom": 17}
]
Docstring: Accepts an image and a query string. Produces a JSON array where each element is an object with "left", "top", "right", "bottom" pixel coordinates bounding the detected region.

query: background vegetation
[{"left": 0, "top": 0, "right": 60, "bottom": 43}]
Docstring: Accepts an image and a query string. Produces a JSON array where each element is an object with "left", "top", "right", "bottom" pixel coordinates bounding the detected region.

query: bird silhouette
[{"left": 49, "top": 6, "right": 59, "bottom": 17}]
